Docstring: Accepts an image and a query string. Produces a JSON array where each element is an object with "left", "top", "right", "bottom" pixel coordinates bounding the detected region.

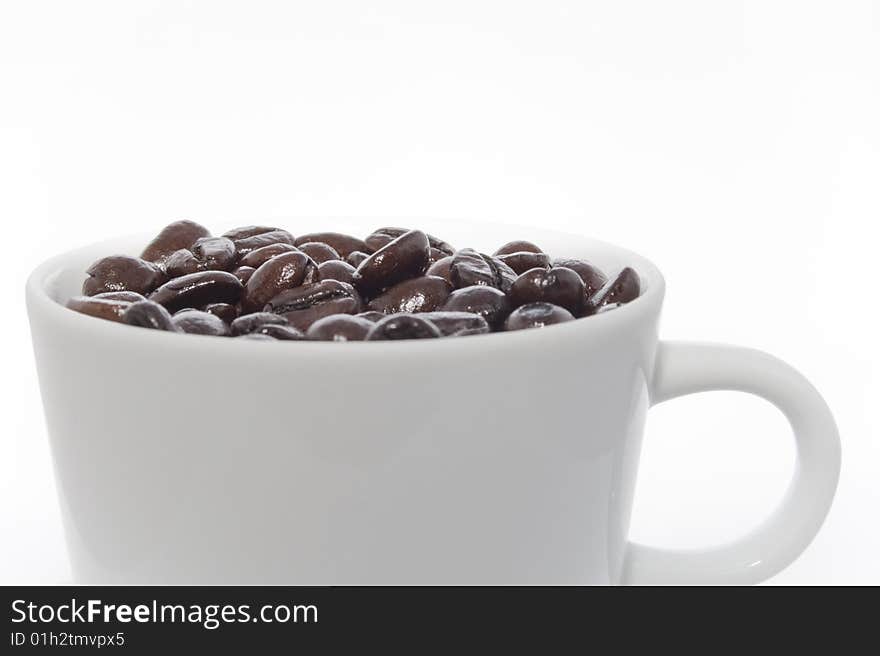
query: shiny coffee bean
[
  {"left": 231, "top": 229, "right": 296, "bottom": 259},
  {"left": 317, "top": 260, "right": 356, "bottom": 285},
  {"left": 353, "top": 229, "right": 430, "bottom": 296},
  {"left": 122, "top": 300, "right": 178, "bottom": 331},
  {"left": 295, "top": 232, "right": 367, "bottom": 259},
  {"left": 66, "top": 296, "right": 133, "bottom": 322},
  {"left": 503, "top": 302, "right": 575, "bottom": 331},
  {"left": 232, "top": 266, "right": 256, "bottom": 286},
  {"left": 298, "top": 242, "right": 341, "bottom": 264},
  {"left": 204, "top": 302, "right": 238, "bottom": 324},
  {"left": 141, "top": 220, "right": 211, "bottom": 265},
  {"left": 221, "top": 225, "right": 279, "bottom": 241},
  {"left": 83, "top": 255, "right": 167, "bottom": 296},
  {"left": 449, "top": 249, "right": 517, "bottom": 292},
  {"left": 364, "top": 227, "right": 455, "bottom": 257},
  {"left": 190, "top": 236, "right": 237, "bottom": 271},
  {"left": 441, "top": 285, "right": 511, "bottom": 329},
  {"left": 254, "top": 324, "right": 306, "bottom": 340},
  {"left": 497, "top": 251, "right": 551, "bottom": 275},
  {"left": 242, "top": 251, "right": 319, "bottom": 313},
  {"left": 306, "top": 314, "right": 374, "bottom": 341},
  {"left": 265, "top": 280, "right": 362, "bottom": 331},
  {"left": 163, "top": 249, "right": 202, "bottom": 277},
  {"left": 149, "top": 271, "right": 244, "bottom": 313},
  {"left": 591, "top": 267, "right": 640, "bottom": 308},
  {"left": 508, "top": 266, "right": 585, "bottom": 315},
  {"left": 428, "top": 248, "right": 449, "bottom": 264},
  {"left": 238, "top": 243, "right": 300, "bottom": 268},
  {"left": 553, "top": 258, "right": 608, "bottom": 297},
  {"left": 346, "top": 251, "right": 370, "bottom": 267},
  {"left": 366, "top": 314, "right": 443, "bottom": 340},
  {"left": 356, "top": 311, "right": 385, "bottom": 322},
  {"left": 367, "top": 276, "right": 451, "bottom": 314},
  {"left": 93, "top": 291, "right": 146, "bottom": 302},
  {"left": 419, "top": 311, "right": 490, "bottom": 336},
  {"left": 172, "top": 309, "right": 231, "bottom": 336},
  {"left": 426, "top": 255, "right": 453, "bottom": 284},
  {"left": 230, "top": 312, "right": 289, "bottom": 336},
  {"left": 493, "top": 240, "right": 543, "bottom": 256}
]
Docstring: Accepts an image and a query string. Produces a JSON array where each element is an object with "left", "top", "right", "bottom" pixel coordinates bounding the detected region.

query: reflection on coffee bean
[{"left": 73, "top": 221, "right": 641, "bottom": 339}]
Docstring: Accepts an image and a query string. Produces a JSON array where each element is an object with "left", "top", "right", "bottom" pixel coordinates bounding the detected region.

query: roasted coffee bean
[
  {"left": 449, "top": 249, "right": 517, "bottom": 292},
  {"left": 93, "top": 291, "right": 146, "bottom": 302},
  {"left": 419, "top": 311, "right": 490, "bottom": 336},
  {"left": 122, "top": 300, "right": 178, "bottom": 331},
  {"left": 493, "top": 240, "right": 543, "bottom": 256},
  {"left": 367, "top": 276, "right": 451, "bottom": 314},
  {"left": 366, "top": 314, "right": 443, "bottom": 340},
  {"left": 553, "top": 258, "right": 608, "bottom": 297},
  {"left": 317, "top": 260, "right": 356, "bottom": 285},
  {"left": 254, "top": 324, "right": 306, "bottom": 340},
  {"left": 297, "top": 242, "right": 341, "bottom": 264},
  {"left": 172, "top": 309, "right": 231, "bottom": 336},
  {"left": 441, "top": 285, "right": 511, "bottom": 329},
  {"left": 591, "top": 267, "right": 640, "bottom": 308},
  {"left": 426, "top": 255, "right": 454, "bottom": 284},
  {"left": 295, "top": 232, "right": 367, "bottom": 258},
  {"left": 508, "top": 266, "right": 585, "bottom": 315},
  {"left": 204, "top": 302, "right": 238, "bottom": 324},
  {"left": 242, "top": 251, "right": 319, "bottom": 313},
  {"left": 364, "top": 227, "right": 455, "bottom": 257},
  {"left": 190, "top": 236, "right": 237, "bottom": 271},
  {"left": 265, "top": 280, "right": 362, "bottom": 331},
  {"left": 141, "top": 220, "right": 211, "bottom": 265},
  {"left": 82, "top": 255, "right": 167, "bottom": 296},
  {"left": 232, "top": 266, "right": 256, "bottom": 286},
  {"left": 352, "top": 229, "right": 430, "bottom": 296},
  {"left": 504, "top": 302, "right": 575, "bottom": 331},
  {"left": 66, "top": 296, "right": 133, "bottom": 322},
  {"left": 346, "top": 251, "right": 370, "bottom": 267},
  {"left": 230, "top": 312, "right": 289, "bottom": 336},
  {"left": 231, "top": 229, "right": 296, "bottom": 259},
  {"left": 428, "top": 248, "right": 449, "bottom": 264},
  {"left": 149, "top": 271, "right": 243, "bottom": 313},
  {"left": 306, "top": 314, "right": 374, "bottom": 341},
  {"left": 221, "top": 225, "right": 279, "bottom": 241},
  {"left": 163, "top": 249, "right": 202, "bottom": 277},
  {"left": 355, "top": 311, "right": 385, "bottom": 322},
  {"left": 497, "top": 251, "right": 551, "bottom": 275},
  {"left": 238, "top": 243, "right": 299, "bottom": 269}
]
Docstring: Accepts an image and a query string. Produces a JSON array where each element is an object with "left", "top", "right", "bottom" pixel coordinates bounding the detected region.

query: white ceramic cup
[{"left": 26, "top": 220, "right": 840, "bottom": 584}]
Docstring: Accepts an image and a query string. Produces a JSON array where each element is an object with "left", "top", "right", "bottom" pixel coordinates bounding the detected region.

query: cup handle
[{"left": 622, "top": 341, "right": 841, "bottom": 584}]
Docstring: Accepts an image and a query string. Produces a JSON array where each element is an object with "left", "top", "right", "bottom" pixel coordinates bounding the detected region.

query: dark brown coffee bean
[
  {"left": 242, "top": 251, "right": 319, "bottom": 313},
  {"left": 449, "top": 249, "right": 517, "bottom": 292},
  {"left": 190, "top": 236, "right": 237, "bottom": 271},
  {"left": 508, "top": 266, "right": 585, "bottom": 315},
  {"left": 366, "top": 314, "right": 443, "bottom": 340},
  {"left": 141, "top": 220, "right": 211, "bottom": 265},
  {"left": 553, "top": 258, "right": 608, "bottom": 297},
  {"left": 493, "top": 240, "right": 543, "bottom": 256},
  {"left": 93, "top": 291, "right": 147, "bottom": 302},
  {"left": 66, "top": 296, "right": 132, "bottom": 322},
  {"left": 355, "top": 311, "right": 385, "bottom": 322},
  {"left": 497, "top": 251, "right": 551, "bottom": 275},
  {"left": 82, "top": 255, "right": 167, "bottom": 296},
  {"left": 426, "top": 255, "right": 453, "bottom": 284},
  {"left": 232, "top": 266, "right": 256, "bottom": 286},
  {"left": 149, "top": 271, "right": 243, "bottom": 313},
  {"left": 364, "top": 227, "right": 455, "bottom": 257},
  {"left": 230, "top": 312, "right": 289, "bottom": 336},
  {"left": 122, "top": 300, "right": 178, "bottom": 331},
  {"left": 163, "top": 249, "right": 202, "bottom": 277},
  {"left": 265, "top": 280, "right": 362, "bottom": 331},
  {"left": 366, "top": 276, "right": 451, "bottom": 314},
  {"left": 419, "top": 311, "right": 490, "bottom": 336},
  {"left": 317, "top": 260, "right": 356, "bottom": 285},
  {"left": 204, "top": 302, "right": 238, "bottom": 324},
  {"left": 238, "top": 243, "right": 299, "bottom": 269},
  {"left": 172, "top": 309, "right": 230, "bottom": 336},
  {"left": 306, "top": 314, "right": 374, "bottom": 341},
  {"left": 295, "top": 232, "right": 367, "bottom": 258},
  {"left": 231, "top": 229, "right": 296, "bottom": 259},
  {"left": 441, "top": 285, "right": 511, "bottom": 329},
  {"left": 297, "top": 242, "right": 341, "bottom": 264},
  {"left": 428, "top": 248, "right": 449, "bottom": 264},
  {"left": 221, "top": 225, "right": 279, "bottom": 241},
  {"left": 346, "top": 251, "right": 370, "bottom": 267},
  {"left": 591, "top": 267, "right": 640, "bottom": 308},
  {"left": 254, "top": 324, "right": 306, "bottom": 340},
  {"left": 504, "top": 302, "right": 574, "bottom": 331},
  {"left": 353, "top": 230, "right": 430, "bottom": 296}
]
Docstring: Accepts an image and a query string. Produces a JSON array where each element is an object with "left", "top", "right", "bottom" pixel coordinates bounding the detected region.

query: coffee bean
[
  {"left": 352, "top": 229, "right": 430, "bottom": 296},
  {"left": 508, "top": 266, "right": 585, "bottom": 315},
  {"left": 254, "top": 324, "right": 306, "bottom": 340},
  {"left": 265, "top": 280, "right": 362, "bottom": 331},
  {"left": 221, "top": 225, "right": 279, "bottom": 241},
  {"left": 441, "top": 285, "right": 511, "bottom": 329},
  {"left": 204, "top": 302, "right": 238, "bottom": 324},
  {"left": 364, "top": 227, "right": 454, "bottom": 257},
  {"left": 503, "top": 302, "right": 575, "bottom": 331},
  {"left": 419, "top": 311, "right": 490, "bottom": 336},
  {"left": 449, "top": 249, "right": 517, "bottom": 292},
  {"left": 231, "top": 312, "right": 289, "bottom": 336},
  {"left": 306, "top": 314, "right": 374, "bottom": 341},
  {"left": 66, "top": 296, "right": 133, "bottom": 322},
  {"left": 317, "top": 260, "right": 357, "bottom": 285},
  {"left": 238, "top": 243, "right": 300, "bottom": 269},
  {"left": 232, "top": 266, "right": 256, "bottom": 286},
  {"left": 122, "top": 300, "right": 178, "bottom": 331},
  {"left": 346, "top": 251, "right": 370, "bottom": 267},
  {"left": 493, "top": 240, "right": 543, "bottom": 256},
  {"left": 83, "top": 255, "right": 167, "bottom": 296},
  {"left": 149, "top": 271, "right": 243, "bottom": 313},
  {"left": 93, "top": 291, "right": 146, "bottom": 303},
  {"left": 231, "top": 229, "right": 296, "bottom": 259},
  {"left": 191, "top": 236, "right": 237, "bottom": 271},
  {"left": 241, "top": 251, "right": 319, "bottom": 313},
  {"left": 298, "top": 242, "right": 341, "bottom": 264},
  {"left": 295, "top": 232, "right": 368, "bottom": 258},
  {"left": 497, "top": 251, "right": 551, "bottom": 275},
  {"left": 591, "top": 267, "right": 640, "bottom": 308},
  {"left": 163, "top": 249, "right": 202, "bottom": 277},
  {"left": 365, "top": 314, "right": 443, "bottom": 340},
  {"left": 426, "top": 255, "right": 454, "bottom": 284},
  {"left": 172, "top": 309, "right": 231, "bottom": 336},
  {"left": 366, "top": 276, "right": 451, "bottom": 314},
  {"left": 141, "top": 220, "right": 211, "bottom": 265},
  {"left": 553, "top": 258, "right": 608, "bottom": 297}
]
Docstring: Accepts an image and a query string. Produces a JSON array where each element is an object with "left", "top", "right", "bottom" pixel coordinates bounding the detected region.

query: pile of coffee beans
[{"left": 67, "top": 220, "right": 640, "bottom": 340}]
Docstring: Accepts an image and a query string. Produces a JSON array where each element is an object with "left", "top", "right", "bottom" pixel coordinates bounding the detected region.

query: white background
[{"left": 1, "top": 1, "right": 877, "bottom": 584}]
